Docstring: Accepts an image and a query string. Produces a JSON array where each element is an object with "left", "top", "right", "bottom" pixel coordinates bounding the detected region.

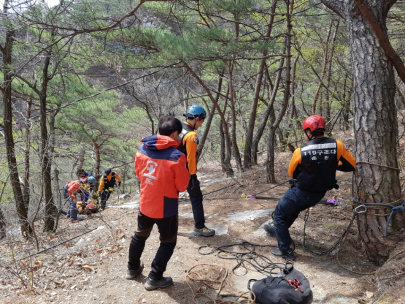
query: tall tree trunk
[
  {"left": 0, "top": 207, "right": 5, "bottom": 239},
  {"left": 40, "top": 41, "right": 57, "bottom": 232},
  {"left": 219, "top": 87, "right": 234, "bottom": 177},
  {"left": 198, "top": 73, "right": 223, "bottom": 155},
  {"left": 77, "top": 148, "right": 86, "bottom": 170},
  {"left": 243, "top": 0, "right": 278, "bottom": 169},
  {"left": 1, "top": 1, "right": 30, "bottom": 237},
  {"left": 324, "top": 20, "right": 340, "bottom": 125},
  {"left": 266, "top": 0, "right": 292, "bottom": 183},
  {"left": 252, "top": 57, "right": 285, "bottom": 164},
  {"left": 23, "top": 99, "right": 32, "bottom": 212},
  {"left": 228, "top": 61, "right": 243, "bottom": 171},
  {"left": 321, "top": 0, "right": 405, "bottom": 265},
  {"left": 312, "top": 19, "right": 334, "bottom": 113}
]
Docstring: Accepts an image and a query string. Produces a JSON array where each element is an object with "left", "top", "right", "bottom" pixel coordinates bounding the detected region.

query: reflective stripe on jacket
[
  {"left": 135, "top": 135, "right": 189, "bottom": 219},
  {"left": 177, "top": 122, "right": 199, "bottom": 175},
  {"left": 66, "top": 180, "right": 82, "bottom": 200},
  {"left": 288, "top": 137, "right": 356, "bottom": 192}
]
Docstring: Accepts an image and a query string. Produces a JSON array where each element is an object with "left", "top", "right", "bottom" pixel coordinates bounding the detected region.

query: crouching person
[
  {"left": 126, "top": 116, "right": 189, "bottom": 290},
  {"left": 64, "top": 180, "right": 85, "bottom": 223}
]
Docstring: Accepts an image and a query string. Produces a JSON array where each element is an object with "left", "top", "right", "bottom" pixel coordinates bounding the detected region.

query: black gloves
[{"left": 118, "top": 182, "right": 121, "bottom": 187}]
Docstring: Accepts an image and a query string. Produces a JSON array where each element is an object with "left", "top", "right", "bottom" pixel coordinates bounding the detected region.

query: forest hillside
[{"left": 1, "top": 1, "right": 405, "bottom": 303}]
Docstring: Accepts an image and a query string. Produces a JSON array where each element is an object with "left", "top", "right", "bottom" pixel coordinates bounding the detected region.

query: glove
[
  {"left": 118, "top": 182, "right": 121, "bottom": 187},
  {"left": 190, "top": 174, "right": 197, "bottom": 189}
]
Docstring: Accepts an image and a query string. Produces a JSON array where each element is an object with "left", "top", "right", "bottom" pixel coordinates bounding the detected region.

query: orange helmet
[{"left": 302, "top": 115, "right": 325, "bottom": 132}]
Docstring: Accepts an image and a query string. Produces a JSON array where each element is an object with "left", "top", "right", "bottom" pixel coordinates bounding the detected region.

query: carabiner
[{"left": 354, "top": 204, "right": 367, "bottom": 214}]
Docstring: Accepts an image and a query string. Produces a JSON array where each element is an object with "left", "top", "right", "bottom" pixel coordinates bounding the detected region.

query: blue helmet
[{"left": 186, "top": 105, "right": 206, "bottom": 119}]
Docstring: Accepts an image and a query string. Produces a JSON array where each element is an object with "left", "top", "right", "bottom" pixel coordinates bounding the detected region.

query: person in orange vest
[
  {"left": 63, "top": 180, "right": 86, "bottom": 223},
  {"left": 177, "top": 105, "right": 215, "bottom": 237},
  {"left": 126, "top": 116, "right": 189, "bottom": 290},
  {"left": 98, "top": 168, "right": 122, "bottom": 210},
  {"left": 263, "top": 115, "right": 356, "bottom": 260}
]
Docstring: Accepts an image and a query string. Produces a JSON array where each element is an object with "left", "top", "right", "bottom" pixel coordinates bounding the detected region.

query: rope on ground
[
  {"left": 186, "top": 264, "right": 255, "bottom": 304},
  {"left": 253, "top": 180, "right": 290, "bottom": 196},
  {"left": 303, "top": 209, "right": 357, "bottom": 256},
  {"left": 304, "top": 206, "right": 378, "bottom": 275},
  {"left": 199, "top": 242, "right": 287, "bottom": 277}
]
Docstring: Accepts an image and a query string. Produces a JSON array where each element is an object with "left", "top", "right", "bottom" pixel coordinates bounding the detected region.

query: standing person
[
  {"left": 263, "top": 115, "right": 356, "bottom": 260},
  {"left": 98, "top": 168, "right": 122, "bottom": 210},
  {"left": 126, "top": 116, "right": 189, "bottom": 290},
  {"left": 63, "top": 180, "right": 85, "bottom": 223},
  {"left": 177, "top": 105, "right": 215, "bottom": 237}
]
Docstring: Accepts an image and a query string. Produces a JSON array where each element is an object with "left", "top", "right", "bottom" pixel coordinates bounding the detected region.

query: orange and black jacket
[
  {"left": 289, "top": 137, "right": 356, "bottom": 192},
  {"left": 98, "top": 172, "right": 122, "bottom": 192},
  {"left": 177, "top": 122, "right": 199, "bottom": 175},
  {"left": 135, "top": 135, "right": 189, "bottom": 219}
]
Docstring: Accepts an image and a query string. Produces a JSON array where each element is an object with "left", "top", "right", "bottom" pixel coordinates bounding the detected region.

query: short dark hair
[
  {"left": 158, "top": 116, "right": 182, "bottom": 136},
  {"left": 76, "top": 168, "right": 85, "bottom": 175},
  {"left": 310, "top": 129, "right": 324, "bottom": 137}
]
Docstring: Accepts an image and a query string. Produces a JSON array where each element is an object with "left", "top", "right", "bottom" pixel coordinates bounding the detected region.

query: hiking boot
[
  {"left": 144, "top": 276, "right": 173, "bottom": 290},
  {"left": 263, "top": 224, "right": 276, "bottom": 237},
  {"left": 271, "top": 248, "right": 296, "bottom": 261},
  {"left": 126, "top": 261, "right": 144, "bottom": 280},
  {"left": 194, "top": 226, "right": 215, "bottom": 237}
]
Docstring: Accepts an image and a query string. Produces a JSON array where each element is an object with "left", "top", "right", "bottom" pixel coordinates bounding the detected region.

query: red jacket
[
  {"left": 66, "top": 180, "right": 82, "bottom": 200},
  {"left": 135, "top": 135, "right": 189, "bottom": 219}
]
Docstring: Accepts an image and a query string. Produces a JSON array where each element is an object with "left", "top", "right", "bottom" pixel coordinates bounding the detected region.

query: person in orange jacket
[
  {"left": 98, "top": 168, "right": 122, "bottom": 210},
  {"left": 63, "top": 180, "right": 85, "bottom": 223},
  {"left": 264, "top": 115, "right": 356, "bottom": 260},
  {"left": 126, "top": 116, "right": 189, "bottom": 291},
  {"left": 177, "top": 105, "right": 215, "bottom": 237}
]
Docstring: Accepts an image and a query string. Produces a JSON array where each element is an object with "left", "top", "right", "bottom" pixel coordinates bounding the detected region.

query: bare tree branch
[
  {"left": 319, "top": 0, "right": 345, "bottom": 18},
  {"left": 353, "top": 0, "right": 405, "bottom": 84}
]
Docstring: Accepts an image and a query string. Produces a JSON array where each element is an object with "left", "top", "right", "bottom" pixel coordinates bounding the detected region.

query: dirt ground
[{"left": 1, "top": 152, "right": 405, "bottom": 304}]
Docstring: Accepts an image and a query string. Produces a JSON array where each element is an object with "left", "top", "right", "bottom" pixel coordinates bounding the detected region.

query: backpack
[{"left": 249, "top": 266, "right": 313, "bottom": 304}]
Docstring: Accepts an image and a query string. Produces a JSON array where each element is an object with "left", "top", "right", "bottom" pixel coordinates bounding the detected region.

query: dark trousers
[
  {"left": 67, "top": 198, "right": 78, "bottom": 220},
  {"left": 187, "top": 177, "right": 205, "bottom": 229},
  {"left": 100, "top": 190, "right": 112, "bottom": 209},
  {"left": 128, "top": 212, "right": 178, "bottom": 280},
  {"left": 273, "top": 186, "right": 325, "bottom": 252}
]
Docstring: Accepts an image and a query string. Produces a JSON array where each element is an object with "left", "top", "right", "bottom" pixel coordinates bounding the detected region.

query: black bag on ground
[{"left": 249, "top": 266, "right": 313, "bottom": 304}]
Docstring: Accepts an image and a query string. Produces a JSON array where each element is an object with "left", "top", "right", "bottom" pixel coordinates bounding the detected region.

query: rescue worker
[
  {"left": 76, "top": 169, "right": 96, "bottom": 202},
  {"left": 63, "top": 180, "right": 86, "bottom": 223},
  {"left": 98, "top": 168, "right": 121, "bottom": 210},
  {"left": 177, "top": 105, "right": 215, "bottom": 237},
  {"left": 126, "top": 116, "right": 189, "bottom": 290},
  {"left": 264, "top": 115, "right": 356, "bottom": 260}
]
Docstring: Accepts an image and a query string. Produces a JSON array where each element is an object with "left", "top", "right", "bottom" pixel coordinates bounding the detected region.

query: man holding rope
[{"left": 264, "top": 115, "right": 356, "bottom": 260}]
